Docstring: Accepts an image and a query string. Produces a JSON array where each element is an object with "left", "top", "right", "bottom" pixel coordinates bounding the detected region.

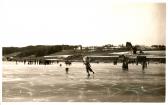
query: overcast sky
[{"left": 0, "top": 0, "right": 166, "bottom": 47}]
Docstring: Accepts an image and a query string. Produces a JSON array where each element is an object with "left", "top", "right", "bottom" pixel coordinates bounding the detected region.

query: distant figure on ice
[
  {"left": 16, "top": 60, "right": 18, "bottom": 65},
  {"left": 137, "top": 56, "right": 147, "bottom": 72},
  {"left": 142, "top": 57, "right": 147, "bottom": 72},
  {"left": 65, "top": 67, "right": 69, "bottom": 74},
  {"left": 59, "top": 64, "right": 62, "bottom": 67},
  {"left": 65, "top": 60, "right": 71, "bottom": 74},
  {"left": 24, "top": 60, "right": 26, "bottom": 65},
  {"left": 83, "top": 56, "right": 95, "bottom": 76},
  {"left": 121, "top": 55, "right": 129, "bottom": 71},
  {"left": 113, "top": 58, "right": 118, "bottom": 65}
]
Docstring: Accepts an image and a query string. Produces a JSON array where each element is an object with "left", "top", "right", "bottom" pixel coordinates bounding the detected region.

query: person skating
[{"left": 83, "top": 56, "right": 95, "bottom": 76}]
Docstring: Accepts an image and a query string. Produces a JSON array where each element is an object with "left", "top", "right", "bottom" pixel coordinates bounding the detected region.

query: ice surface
[{"left": 3, "top": 61, "right": 165, "bottom": 102}]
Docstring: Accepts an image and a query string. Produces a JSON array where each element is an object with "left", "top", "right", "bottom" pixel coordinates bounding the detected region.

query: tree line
[{"left": 3, "top": 45, "right": 78, "bottom": 57}]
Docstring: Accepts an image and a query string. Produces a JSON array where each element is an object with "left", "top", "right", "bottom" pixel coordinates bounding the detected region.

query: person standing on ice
[{"left": 83, "top": 56, "right": 95, "bottom": 76}]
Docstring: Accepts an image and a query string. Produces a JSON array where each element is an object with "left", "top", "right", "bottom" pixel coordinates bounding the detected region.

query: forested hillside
[{"left": 3, "top": 45, "right": 78, "bottom": 57}]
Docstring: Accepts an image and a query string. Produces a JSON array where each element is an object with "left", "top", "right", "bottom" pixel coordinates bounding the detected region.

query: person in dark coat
[
  {"left": 83, "top": 56, "right": 95, "bottom": 76},
  {"left": 121, "top": 55, "right": 129, "bottom": 70}
]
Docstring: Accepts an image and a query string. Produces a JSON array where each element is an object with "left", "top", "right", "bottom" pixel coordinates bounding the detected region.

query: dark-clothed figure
[
  {"left": 137, "top": 56, "right": 147, "bottom": 72},
  {"left": 65, "top": 67, "right": 69, "bottom": 74},
  {"left": 83, "top": 57, "right": 94, "bottom": 76},
  {"left": 60, "top": 64, "right": 62, "bottom": 67},
  {"left": 24, "top": 60, "right": 26, "bottom": 65},
  {"left": 122, "top": 55, "right": 129, "bottom": 70},
  {"left": 113, "top": 58, "right": 118, "bottom": 65},
  {"left": 142, "top": 60, "right": 147, "bottom": 71}
]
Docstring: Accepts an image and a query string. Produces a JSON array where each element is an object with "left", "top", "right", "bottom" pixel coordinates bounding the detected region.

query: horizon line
[{"left": 2, "top": 43, "right": 166, "bottom": 48}]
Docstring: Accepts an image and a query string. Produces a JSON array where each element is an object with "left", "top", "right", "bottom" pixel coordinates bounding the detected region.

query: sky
[{"left": 0, "top": 0, "right": 166, "bottom": 47}]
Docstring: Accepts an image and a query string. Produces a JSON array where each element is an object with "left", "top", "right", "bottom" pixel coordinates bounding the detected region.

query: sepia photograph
[{"left": 0, "top": 0, "right": 166, "bottom": 103}]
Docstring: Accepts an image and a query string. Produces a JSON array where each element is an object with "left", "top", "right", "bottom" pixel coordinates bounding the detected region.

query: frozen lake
[{"left": 2, "top": 61, "right": 165, "bottom": 102}]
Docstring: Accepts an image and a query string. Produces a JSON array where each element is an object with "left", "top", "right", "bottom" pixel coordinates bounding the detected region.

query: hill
[{"left": 3, "top": 45, "right": 78, "bottom": 57}]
